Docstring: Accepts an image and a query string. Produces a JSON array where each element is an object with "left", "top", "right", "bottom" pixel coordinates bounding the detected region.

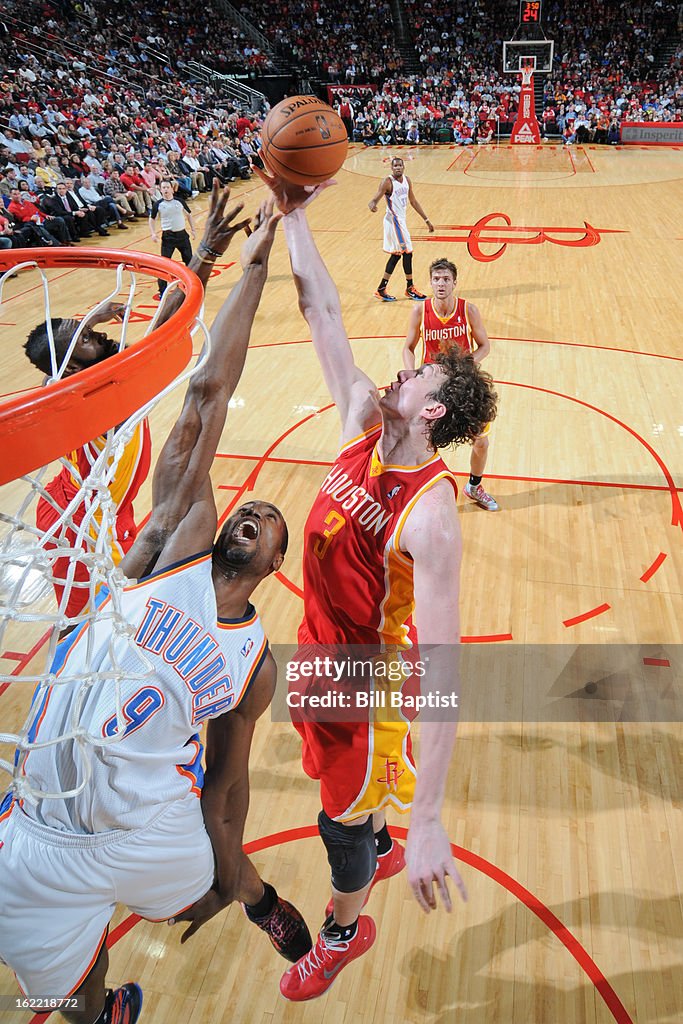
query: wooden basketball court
[{"left": 1, "top": 142, "right": 682, "bottom": 1023}]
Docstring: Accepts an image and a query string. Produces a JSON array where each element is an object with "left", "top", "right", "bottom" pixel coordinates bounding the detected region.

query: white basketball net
[
  {"left": 0, "top": 261, "right": 209, "bottom": 806},
  {"left": 520, "top": 61, "right": 535, "bottom": 86}
]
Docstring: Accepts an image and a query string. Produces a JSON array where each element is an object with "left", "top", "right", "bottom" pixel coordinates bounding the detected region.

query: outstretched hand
[
  {"left": 406, "top": 818, "right": 467, "bottom": 914},
  {"left": 240, "top": 195, "right": 282, "bottom": 269},
  {"left": 168, "top": 885, "right": 229, "bottom": 944},
  {"left": 201, "top": 178, "right": 252, "bottom": 257},
  {"left": 89, "top": 301, "right": 127, "bottom": 325},
  {"left": 253, "top": 164, "right": 335, "bottom": 214}
]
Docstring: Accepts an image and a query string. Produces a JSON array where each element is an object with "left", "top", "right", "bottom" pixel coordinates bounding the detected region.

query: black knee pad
[
  {"left": 317, "top": 810, "right": 377, "bottom": 893},
  {"left": 384, "top": 253, "right": 401, "bottom": 275},
  {"left": 402, "top": 252, "right": 413, "bottom": 276}
]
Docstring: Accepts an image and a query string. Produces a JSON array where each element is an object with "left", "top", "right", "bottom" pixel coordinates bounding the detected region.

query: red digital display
[{"left": 520, "top": 0, "right": 541, "bottom": 22}]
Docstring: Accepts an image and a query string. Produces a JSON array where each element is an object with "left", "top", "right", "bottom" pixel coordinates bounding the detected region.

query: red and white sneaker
[
  {"left": 280, "top": 916, "right": 376, "bottom": 1001},
  {"left": 325, "top": 838, "right": 405, "bottom": 917},
  {"left": 464, "top": 481, "right": 499, "bottom": 511}
]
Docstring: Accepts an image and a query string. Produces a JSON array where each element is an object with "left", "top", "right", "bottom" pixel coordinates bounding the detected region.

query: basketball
[{"left": 260, "top": 95, "right": 348, "bottom": 186}]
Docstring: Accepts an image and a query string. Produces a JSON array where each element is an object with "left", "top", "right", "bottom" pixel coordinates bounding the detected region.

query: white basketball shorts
[
  {"left": 0, "top": 794, "right": 214, "bottom": 997},
  {"left": 383, "top": 211, "right": 412, "bottom": 254}
]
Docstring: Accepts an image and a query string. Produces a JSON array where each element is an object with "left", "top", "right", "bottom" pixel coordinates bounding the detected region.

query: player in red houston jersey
[
  {"left": 257, "top": 168, "right": 497, "bottom": 1002},
  {"left": 403, "top": 257, "right": 499, "bottom": 511}
]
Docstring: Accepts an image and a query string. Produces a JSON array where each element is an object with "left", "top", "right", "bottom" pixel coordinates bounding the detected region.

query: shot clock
[{"left": 520, "top": 0, "right": 542, "bottom": 23}]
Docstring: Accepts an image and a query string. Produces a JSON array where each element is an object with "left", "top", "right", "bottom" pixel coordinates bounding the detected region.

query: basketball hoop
[
  {"left": 520, "top": 58, "right": 535, "bottom": 86},
  {"left": 0, "top": 247, "right": 210, "bottom": 805},
  {"left": 0, "top": 247, "right": 204, "bottom": 485}
]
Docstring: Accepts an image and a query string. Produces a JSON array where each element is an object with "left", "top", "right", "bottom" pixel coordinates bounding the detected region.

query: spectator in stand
[
  {"left": 188, "top": 146, "right": 218, "bottom": 189},
  {"left": 352, "top": 109, "right": 368, "bottom": 141},
  {"left": 68, "top": 153, "right": 91, "bottom": 180},
  {"left": 0, "top": 210, "right": 47, "bottom": 248},
  {"left": 239, "top": 131, "right": 258, "bottom": 168},
  {"left": 120, "top": 164, "right": 152, "bottom": 214},
  {"left": 34, "top": 158, "right": 62, "bottom": 190},
  {"left": 0, "top": 167, "right": 23, "bottom": 200},
  {"left": 165, "top": 151, "right": 195, "bottom": 197},
  {"left": 41, "top": 184, "right": 86, "bottom": 242},
  {"left": 199, "top": 143, "right": 233, "bottom": 184},
  {"left": 64, "top": 179, "right": 110, "bottom": 236},
  {"left": 0, "top": 129, "right": 34, "bottom": 159},
  {"left": 7, "top": 188, "right": 70, "bottom": 245},
  {"left": 210, "top": 139, "right": 250, "bottom": 180},
  {"left": 78, "top": 176, "right": 128, "bottom": 231},
  {"left": 406, "top": 122, "right": 420, "bottom": 144},
  {"left": 102, "top": 168, "right": 137, "bottom": 219},
  {"left": 141, "top": 161, "right": 163, "bottom": 201},
  {"left": 179, "top": 150, "right": 207, "bottom": 193},
  {"left": 362, "top": 120, "right": 377, "bottom": 146},
  {"left": 0, "top": 212, "right": 14, "bottom": 249}
]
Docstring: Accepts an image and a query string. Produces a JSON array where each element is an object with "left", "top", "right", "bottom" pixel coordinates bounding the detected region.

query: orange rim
[{"left": 0, "top": 248, "right": 203, "bottom": 485}]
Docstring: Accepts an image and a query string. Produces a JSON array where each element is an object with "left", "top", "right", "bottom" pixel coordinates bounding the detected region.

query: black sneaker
[
  {"left": 243, "top": 892, "right": 313, "bottom": 963},
  {"left": 103, "top": 983, "right": 143, "bottom": 1023}
]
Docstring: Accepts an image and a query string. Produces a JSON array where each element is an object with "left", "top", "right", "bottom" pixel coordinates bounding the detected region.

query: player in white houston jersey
[{"left": 0, "top": 191, "right": 311, "bottom": 1024}]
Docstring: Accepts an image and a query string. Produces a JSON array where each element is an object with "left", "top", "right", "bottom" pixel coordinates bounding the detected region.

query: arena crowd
[{"left": 1, "top": 0, "right": 681, "bottom": 248}]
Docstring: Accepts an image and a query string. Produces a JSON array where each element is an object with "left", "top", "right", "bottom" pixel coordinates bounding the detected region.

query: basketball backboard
[{"left": 503, "top": 39, "right": 554, "bottom": 74}]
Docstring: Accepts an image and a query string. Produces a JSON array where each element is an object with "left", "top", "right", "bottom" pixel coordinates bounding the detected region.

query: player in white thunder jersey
[
  {"left": 368, "top": 156, "right": 435, "bottom": 302},
  {"left": 0, "top": 193, "right": 312, "bottom": 1024}
]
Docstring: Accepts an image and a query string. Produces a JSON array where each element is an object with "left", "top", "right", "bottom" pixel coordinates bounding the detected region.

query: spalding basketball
[{"left": 260, "top": 95, "right": 348, "bottom": 186}]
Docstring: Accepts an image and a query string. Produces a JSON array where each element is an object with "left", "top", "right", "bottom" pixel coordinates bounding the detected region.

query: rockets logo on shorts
[{"left": 376, "top": 759, "right": 405, "bottom": 790}]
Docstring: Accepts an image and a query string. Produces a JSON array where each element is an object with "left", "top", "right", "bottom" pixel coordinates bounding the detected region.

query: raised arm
[
  {"left": 466, "top": 301, "right": 491, "bottom": 363},
  {"left": 400, "top": 479, "right": 468, "bottom": 913},
  {"left": 407, "top": 178, "right": 434, "bottom": 232},
  {"left": 282, "top": 205, "right": 378, "bottom": 435},
  {"left": 403, "top": 300, "right": 423, "bottom": 370},
  {"left": 367, "top": 176, "right": 390, "bottom": 212},
  {"left": 120, "top": 198, "right": 280, "bottom": 578}
]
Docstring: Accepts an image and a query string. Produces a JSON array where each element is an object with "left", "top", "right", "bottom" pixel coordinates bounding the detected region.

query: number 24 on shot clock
[{"left": 520, "top": 0, "right": 541, "bottom": 22}]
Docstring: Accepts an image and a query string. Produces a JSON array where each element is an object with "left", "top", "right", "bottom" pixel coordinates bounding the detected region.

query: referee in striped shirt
[{"left": 149, "top": 180, "right": 196, "bottom": 298}]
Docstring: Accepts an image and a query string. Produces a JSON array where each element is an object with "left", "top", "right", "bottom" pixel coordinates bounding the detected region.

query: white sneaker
[
  {"left": 191, "top": 190, "right": 200, "bottom": 197},
  {"left": 464, "top": 482, "right": 499, "bottom": 511}
]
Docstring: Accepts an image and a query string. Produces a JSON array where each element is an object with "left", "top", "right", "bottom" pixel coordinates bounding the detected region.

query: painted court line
[{"left": 563, "top": 603, "right": 612, "bottom": 628}]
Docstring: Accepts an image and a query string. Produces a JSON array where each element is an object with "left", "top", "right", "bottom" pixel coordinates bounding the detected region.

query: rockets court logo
[{"left": 417, "top": 212, "right": 627, "bottom": 263}]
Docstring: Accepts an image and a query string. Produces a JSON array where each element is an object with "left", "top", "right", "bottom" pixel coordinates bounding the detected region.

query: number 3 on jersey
[{"left": 313, "top": 510, "right": 346, "bottom": 560}]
